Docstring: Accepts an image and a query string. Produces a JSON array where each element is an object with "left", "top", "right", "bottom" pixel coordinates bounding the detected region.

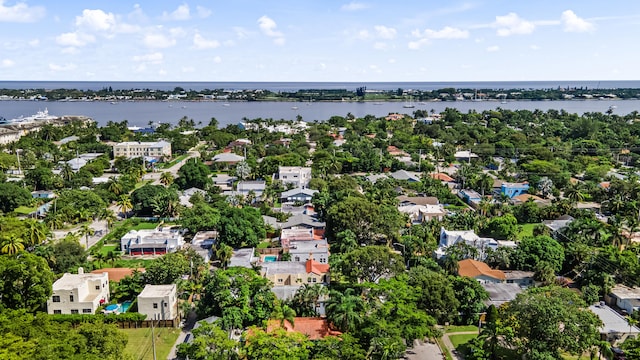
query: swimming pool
[
  {"left": 120, "top": 300, "right": 133, "bottom": 313},
  {"left": 263, "top": 255, "right": 277, "bottom": 262},
  {"left": 105, "top": 304, "right": 119, "bottom": 311},
  {"left": 105, "top": 300, "right": 133, "bottom": 313}
]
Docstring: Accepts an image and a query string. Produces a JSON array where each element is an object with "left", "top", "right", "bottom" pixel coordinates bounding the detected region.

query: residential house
[
  {"left": 483, "top": 283, "right": 525, "bottom": 307},
  {"left": 365, "top": 173, "right": 389, "bottom": 184},
  {"left": 236, "top": 180, "right": 266, "bottom": 197},
  {"left": 113, "top": 140, "right": 171, "bottom": 160},
  {"left": 389, "top": 170, "right": 421, "bottom": 182},
  {"left": 137, "top": 284, "right": 178, "bottom": 321},
  {"left": 56, "top": 135, "right": 79, "bottom": 146},
  {"left": 503, "top": 270, "right": 536, "bottom": 287},
  {"left": 66, "top": 157, "right": 88, "bottom": 171},
  {"left": 454, "top": 150, "right": 479, "bottom": 162},
  {"left": 179, "top": 187, "right": 206, "bottom": 207},
  {"left": 510, "top": 194, "right": 549, "bottom": 206},
  {"left": 280, "top": 188, "right": 318, "bottom": 203},
  {"left": 228, "top": 138, "right": 252, "bottom": 147},
  {"left": 278, "top": 166, "right": 312, "bottom": 188},
  {"left": 288, "top": 239, "right": 330, "bottom": 264},
  {"left": 211, "top": 174, "right": 236, "bottom": 191},
  {"left": 501, "top": 182, "right": 530, "bottom": 198},
  {"left": 436, "top": 227, "right": 498, "bottom": 259},
  {"left": 543, "top": 215, "right": 575, "bottom": 239},
  {"left": 229, "top": 248, "right": 259, "bottom": 268},
  {"left": 212, "top": 152, "right": 245, "bottom": 164},
  {"left": 430, "top": 172, "right": 455, "bottom": 183},
  {"left": 31, "top": 190, "right": 56, "bottom": 199},
  {"left": 457, "top": 259, "right": 506, "bottom": 284},
  {"left": 606, "top": 284, "right": 640, "bottom": 315},
  {"left": 261, "top": 258, "right": 330, "bottom": 287},
  {"left": 399, "top": 204, "right": 446, "bottom": 224},
  {"left": 396, "top": 195, "right": 439, "bottom": 206},
  {"left": 120, "top": 228, "right": 184, "bottom": 255},
  {"left": 189, "top": 231, "right": 217, "bottom": 263},
  {"left": 47, "top": 269, "right": 109, "bottom": 315},
  {"left": 589, "top": 303, "right": 640, "bottom": 344},
  {"left": 458, "top": 189, "right": 482, "bottom": 206},
  {"left": 90, "top": 268, "right": 145, "bottom": 282}
]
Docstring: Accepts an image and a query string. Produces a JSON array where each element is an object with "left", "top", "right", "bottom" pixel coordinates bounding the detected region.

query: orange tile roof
[
  {"left": 267, "top": 317, "right": 342, "bottom": 340},
  {"left": 90, "top": 268, "right": 145, "bottom": 282},
  {"left": 511, "top": 194, "right": 544, "bottom": 202},
  {"left": 457, "top": 259, "right": 505, "bottom": 281},
  {"left": 430, "top": 173, "right": 455, "bottom": 182},
  {"left": 599, "top": 181, "right": 611, "bottom": 189},
  {"left": 306, "top": 259, "right": 329, "bottom": 274}
]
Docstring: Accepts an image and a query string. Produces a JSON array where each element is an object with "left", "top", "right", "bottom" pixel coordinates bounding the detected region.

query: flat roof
[
  {"left": 261, "top": 261, "right": 307, "bottom": 275},
  {"left": 589, "top": 304, "right": 640, "bottom": 334},
  {"left": 482, "top": 283, "right": 524, "bottom": 307},
  {"left": 53, "top": 272, "right": 108, "bottom": 290},
  {"left": 138, "top": 284, "right": 176, "bottom": 298}
]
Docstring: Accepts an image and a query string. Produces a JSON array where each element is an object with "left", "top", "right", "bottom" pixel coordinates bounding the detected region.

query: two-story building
[
  {"left": 288, "top": 239, "right": 330, "bottom": 264},
  {"left": 137, "top": 284, "right": 178, "bottom": 321},
  {"left": 278, "top": 166, "right": 312, "bottom": 189},
  {"left": 437, "top": 227, "right": 498, "bottom": 259},
  {"left": 47, "top": 269, "right": 109, "bottom": 315},
  {"left": 113, "top": 140, "right": 171, "bottom": 160},
  {"left": 261, "top": 258, "right": 330, "bottom": 287},
  {"left": 280, "top": 188, "right": 318, "bottom": 203},
  {"left": 120, "top": 228, "right": 184, "bottom": 256},
  {"left": 501, "top": 182, "right": 530, "bottom": 198}
]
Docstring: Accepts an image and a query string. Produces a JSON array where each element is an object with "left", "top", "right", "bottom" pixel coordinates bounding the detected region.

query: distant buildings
[
  {"left": 113, "top": 140, "right": 171, "bottom": 160},
  {"left": 47, "top": 269, "right": 109, "bottom": 315}
]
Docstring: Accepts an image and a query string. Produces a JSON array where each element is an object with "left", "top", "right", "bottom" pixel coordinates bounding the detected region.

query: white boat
[
  {"left": 403, "top": 96, "right": 415, "bottom": 108},
  {"left": 0, "top": 108, "right": 57, "bottom": 126},
  {"left": 291, "top": 106, "right": 299, "bottom": 110}
]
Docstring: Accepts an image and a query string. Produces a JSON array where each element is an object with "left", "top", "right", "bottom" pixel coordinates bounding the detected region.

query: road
[
  {"left": 405, "top": 339, "right": 446, "bottom": 360},
  {"left": 51, "top": 146, "right": 201, "bottom": 249}
]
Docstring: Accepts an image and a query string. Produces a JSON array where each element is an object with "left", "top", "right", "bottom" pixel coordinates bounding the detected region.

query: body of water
[{"left": 0, "top": 99, "right": 637, "bottom": 128}]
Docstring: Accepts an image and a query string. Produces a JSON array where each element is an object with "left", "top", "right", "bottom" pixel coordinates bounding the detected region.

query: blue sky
[{"left": 0, "top": 0, "right": 639, "bottom": 82}]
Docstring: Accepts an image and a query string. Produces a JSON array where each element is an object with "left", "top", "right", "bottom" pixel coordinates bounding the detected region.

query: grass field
[
  {"left": 14, "top": 205, "right": 37, "bottom": 214},
  {"left": 449, "top": 333, "right": 478, "bottom": 348},
  {"left": 435, "top": 338, "right": 453, "bottom": 360},
  {"left": 518, "top": 223, "right": 539, "bottom": 239},
  {"left": 122, "top": 327, "right": 181, "bottom": 360},
  {"left": 131, "top": 222, "right": 160, "bottom": 230},
  {"left": 444, "top": 325, "right": 479, "bottom": 333},
  {"left": 98, "top": 244, "right": 118, "bottom": 255}
]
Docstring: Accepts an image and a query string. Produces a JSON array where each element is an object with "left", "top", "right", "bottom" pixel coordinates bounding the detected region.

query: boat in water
[{"left": 0, "top": 108, "right": 58, "bottom": 126}]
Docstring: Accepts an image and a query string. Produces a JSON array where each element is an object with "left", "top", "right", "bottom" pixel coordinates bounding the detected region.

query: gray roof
[
  {"left": 589, "top": 304, "right": 640, "bottom": 335},
  {"left": 482, "top": 283, "right": 524, "bottom": 307},
  {"left": 389, "top": 170, "right": 421, "bottom": 182},
  {"left": 279, "top": 214, "right": 325, "bottom": 229},
  {"left": 260, "top": 261, "right": 307, "bottom": 276},
  {"left": 289, "top": 239, "right": 329, "bottom": 255},
  {"left": 365, "top": 174, "right": 389, "bottom": 184},
  {"left": 271, "top": 285, "right": 303, "bottom": 300},
  {"left": 262, "top": 215, "right": 279, "bottom": 228},
  {"left": 229, "top": 248, "right": 257, "bottom": 268},
  {"left": 237, "top": 180, "right": 266, "bottom": 191},
  {"left": 543, "top": 215, "right": 575, "bottom": 232},
  {"left": 280, "top": 187, "right": 318, "bottom": 198},
  {"left": 212, "top": 153, "right": 245, "bottom": 162}
]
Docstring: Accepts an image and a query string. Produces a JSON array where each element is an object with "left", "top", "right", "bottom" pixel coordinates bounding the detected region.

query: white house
[
  {"left": 288, "top": 239, "right": 330, "bottom": 264},
  {"left": 47, "top": 269, "right": 109, "bottom": 315},
  {"left": 436, "top": 227, "right": 498, "bottom": 259},
  {"left": 120, "top": 228, "right": 184, "bottom": 256},
  {"left": 399, "top": 204, "right": 446, "bottom": 224},
  {"left": 113, "top": 140, "right": 171, "bottom": 160},
  {"left": 607, "top": 284, "right": 640, "bottom": 315},
  {"left": 278, "top": 166, "right": 312, "bottom": 189},
  {"left": 137, "top": 284, "right": 178, "bottom": 321},
  {"left": 280, "top": 188, "right": 318, "bottom": 203}
]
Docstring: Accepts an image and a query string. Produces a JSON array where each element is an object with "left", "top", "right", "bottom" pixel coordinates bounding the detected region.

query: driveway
[{"left": 405, "top": 339, "right": 446, "bottom": 360}]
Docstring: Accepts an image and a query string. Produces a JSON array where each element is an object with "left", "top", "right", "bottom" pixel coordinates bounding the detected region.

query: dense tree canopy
[{"left": 0, "top": 253, "right": 54, "bottom": 311}]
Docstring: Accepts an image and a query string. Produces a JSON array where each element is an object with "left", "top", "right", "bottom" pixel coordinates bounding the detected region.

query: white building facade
[
  {"left": 120, "top": 228, "right": 184, "bottom": 256},
  {"left": 137, "top": 284, "right": 178, "bottom": 320},
  {"left": 278, "top": 166, "right": 312, "bottom": 189},
  {"left": 113, "top": 140, "right": 171, "bottom": 160},
  {"left": 47, "top": 270, "right": 109, "bottom": 315}
]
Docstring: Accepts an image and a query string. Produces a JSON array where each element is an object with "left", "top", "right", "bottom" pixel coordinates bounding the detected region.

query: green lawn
[
  {"left": 131, "top": 222, "right": 160, "bottom": 230},
  {"left": 99, "top": 244, "right": 118, "bottom": 255},
  {"left": 14, "top": 205, "right": 37, "bottom": 214},
  {"left": 444, "top": 325, "right": 478, "bottom": 333},
  {"left": 257, "top": 241, "right": 271, "bottom": 249},
  {"left": 449, "top": 333, "right": 478, "bottom": 348},
  {"left": 435, "top": 338, "right": 454, "bottom": 360},
  {"left": 518, "top": 223, "right": 539, "bottom": 239},
  {"left": 122, "top": 327, "right": 181, "bottom": 360}
]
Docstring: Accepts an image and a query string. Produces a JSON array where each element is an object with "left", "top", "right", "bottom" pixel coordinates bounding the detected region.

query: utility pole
[
  {"left": 418, "top": 149, "right": 422, "bottom": 172},
  {"left": 151, "top": 314, "right": 157, "bottom": 360}
]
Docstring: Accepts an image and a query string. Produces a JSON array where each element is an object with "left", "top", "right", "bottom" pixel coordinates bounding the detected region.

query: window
[
  {"left": 278, "top": 278, "right": 283, "bottom": 283},
  {"left": 153, "top": 303, "right": 158, "bottom": 309},
  {"left": 52, "top": 296, "right": 60, "bottom": 303},
  {"left": 70, "top": 295, "right": 74, "bottom": 302},
  {"left": 83, "top": 309, "right": 92, "bottom": 313},
  {"left": 54, "top": 310, "right": 62, "bottom": 314},
  {"left": 71, "top": 309, "right": 79, "bottom": 314},
  {"left": 307, "top": 277, "right": 312, "bottom": 283},
  {"left": 320, "top": 258, "right": 326, "bottom": 263},
  {"left": 294, "top": 257, "right": 300, "bottom": 262},
  {"left": 312, "top": 278, "right": 317, "bottom": 283},
  {"left": 164, "top": 303, "right": 167, "bottom": 307},
  {"left": 95, "top": 285, "right": 100, "bottom": 290}
]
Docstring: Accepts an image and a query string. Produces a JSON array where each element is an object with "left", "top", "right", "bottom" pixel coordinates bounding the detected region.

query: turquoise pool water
[
  {"left": 105, "top": 304, "right": 118, "bottom": 311},
  {"left": 120, "top": 300, "right": 132, "bottom": 313},
  {"left": 264, "top": 255, "right": 277, "bottom": 262}
]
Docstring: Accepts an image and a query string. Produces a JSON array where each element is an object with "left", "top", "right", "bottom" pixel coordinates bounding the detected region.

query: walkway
[{"left": 405, "top": 339, "right": 445, "bottom": 360}]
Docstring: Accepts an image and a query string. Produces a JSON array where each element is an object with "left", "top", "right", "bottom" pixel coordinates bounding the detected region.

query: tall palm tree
[
  {"left": 60, "top": 163, "right": 74, "bottom": 184},
  {"left": 326, "top": 288, "right": 365, "bottom": 332},
  {"left": 22, "top": 219, "right": 48, "bottom": 247},
  {"left": 117, "top": 195, "right": 133, "bottom": 218},
  {"left": 215, "top": 243, "right": 233, "bottom": 269},
  {"left": 106, "top": 250, "right": 121, "bottom": 266},
  {"left": 159, "top": 172, "right": 174, "bottom": 187},
  {"left": 564, "top": 184, "right": 585, "bottom": 204},
  {"left": 271, "top": 302, "right": 296, "bottom": 328},
  {"left": 1, "top": 235, "right": 25, "bottom": 255},
  {"left": 101, "top": 209, "right": 117, "bottom": 232},
  {"left": 107, "top": 177, "right": 124, "bottom": 196},
  {"left": 477, "top": 173, "right": 493, "bottom": 197},
  {"left": 79, "top": 223, "right": 95, "bottom": 249},
  {"left": 93, "top": 251, "right": 107, "bottom": 268}
]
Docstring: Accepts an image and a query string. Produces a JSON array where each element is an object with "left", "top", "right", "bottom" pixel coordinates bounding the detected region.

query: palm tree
[
  {"left": 627, "top": 315, "right": 638, "bottom": 334},
  {"left": 538, "top": 177, "right": 553, "bottom": 198},
  {"left": 117, "top": 195, "right": 133, "bottom": 218},
  {"left": 101, "top": 209, "right": 117, "bottom": 232},
  {"left": 215, "top": 243, "right": 233, "bottom": 269},
  {"left": 78, "top": 223, "right": 95, "bottom": 249},
  {"left": 293, "top": 284, "right": 329, "bottom": 316},
  {"left": 93, "top": 252, "right": 107, "bottom": 268},
  {"left": 107, "top": 177, "right": 124, "bottom": 196},
  {"left": 22, "top": 219, "right": 48, "bottom": 247},
  {"left": 235, "top": 161, "right": 251, "bottom": 180},
  {"left": 271, "top": 302, "right": 296, "bottom": 328},
  {"left": 1, "top": 235, "right": 25, "bottom": 255},
  {"left": 159, "top": 172, "right": 174, "bottom": 187},
  {"left": 477, "top": 173, "right": 493, "bottom": 197},
  {"left": 564, "top": 184, "right": 585, "bottom": 204},
  {"left": 60, "top": 163, "right": 74, "bottom": 184},
  {"left": 106, "top": 250, "right": 121, "bottom": 266},
  {"left": 325, "top": 288, "right": 365, "bottom": 332}
]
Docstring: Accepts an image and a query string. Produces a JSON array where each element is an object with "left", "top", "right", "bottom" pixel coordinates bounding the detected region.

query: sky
[{"left": 0, "top": 0, "right": 639, "bottom": 82}]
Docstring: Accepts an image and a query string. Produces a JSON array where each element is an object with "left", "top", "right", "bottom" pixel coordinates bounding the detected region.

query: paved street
[{"left": 405, "top": 339, "right": 446, "bottom": 360}]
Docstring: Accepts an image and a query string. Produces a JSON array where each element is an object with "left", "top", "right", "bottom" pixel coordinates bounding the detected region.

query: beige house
[
  {"left": 261, "top": 259, "right": 330, "bottom": 286},
  {"left": 47, "top": 269, "right": 109, "bottom": 315},
  {"left": 278, "top": 166, "right": 312, "bottom": 189},
  {"left": 137, "top": 284, "right": 178, "bottom": 321},
  {"left": 112, "top": 140, "right": 171, "bottom": 160}
]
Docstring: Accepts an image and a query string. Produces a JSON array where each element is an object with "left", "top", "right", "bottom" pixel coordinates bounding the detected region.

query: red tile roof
[
  {"left": 457, "top": 259, "right": 505, "bottom": 281},
  {"left": 90, "top": 268, "right": 145, "bottom": 282},
  {"left": 267, "top": 317, "right": 342, "bottom": 340},
  {"left": 430, "top": 172, "right": 455, "bottom": 182},
  {"left": 306, "top": 259, "right": 329, "bottom": 275}
]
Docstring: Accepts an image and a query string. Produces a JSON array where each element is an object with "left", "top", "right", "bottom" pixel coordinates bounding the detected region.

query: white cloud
[
  {"left": 486, "top": 45, "right": 499, "bottom": 52},
  {"left": 193, "top": 33, "right": 220, "bottom": 49},
  {"left": 49, "top": 63, "right": 77, "bottom": 72},
  {"left": 409, "top": 26, "right": 469, "bottom": 49},
  {"left": 233, "top": 27, "right": 250, "bottom": 39},
  {"left": 257, "top": 15, "right": 285, "bottom": 45},
  {"left": 341, "top": 2, "right": 368, "bottom": 11},
  {"left": 530, "top": 44, "right": 540, "bottom": 50},
  {"left": 561, "top": 10, "right": 594, "bottom": 33},
  {"left": 388, "top": 58, "right": 396, "bottom": 64},
  {"left": 373, "top": 42, "right": 388, "bottom": 50},
  {"left": 0, "top": 1, "right": 45, "bottom": 22},
  {"left": 161, "top": 4, "right": 190, "bottom": 21},
  {"left": 28, "top": 39, "right": 39, "bottom": 47},
  {"left": 143, "top": 33, "right": 176, "bottom": 48},
  {"left": 181, "top": 66, "right": 195, "bottom": 73},
  {"left": 213, "top": 56, "right": 222, "bottom": 63},
  {"left": 56, "top": 32, "right": 95, "bottom": 47},
  {"left": 0, "top": 58, "right": 14, "bottom": 68},
  {"left": 374, "top": 25, "right": 396, "bottom": 39},
  {"left": 132, "top": 52, "right": 163, "bottom": 63},
  {"left": 355, "top": 29, "right": 370, "bottom": 40},
  {"left": 494, "top": 13, "right": 535, "bottom": 36},
  {"left": 196, "top": 6, "right": 212, "bottom": 19},
  {"left": 75, "top": 9, "right": 116, "bottom": 31}
]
